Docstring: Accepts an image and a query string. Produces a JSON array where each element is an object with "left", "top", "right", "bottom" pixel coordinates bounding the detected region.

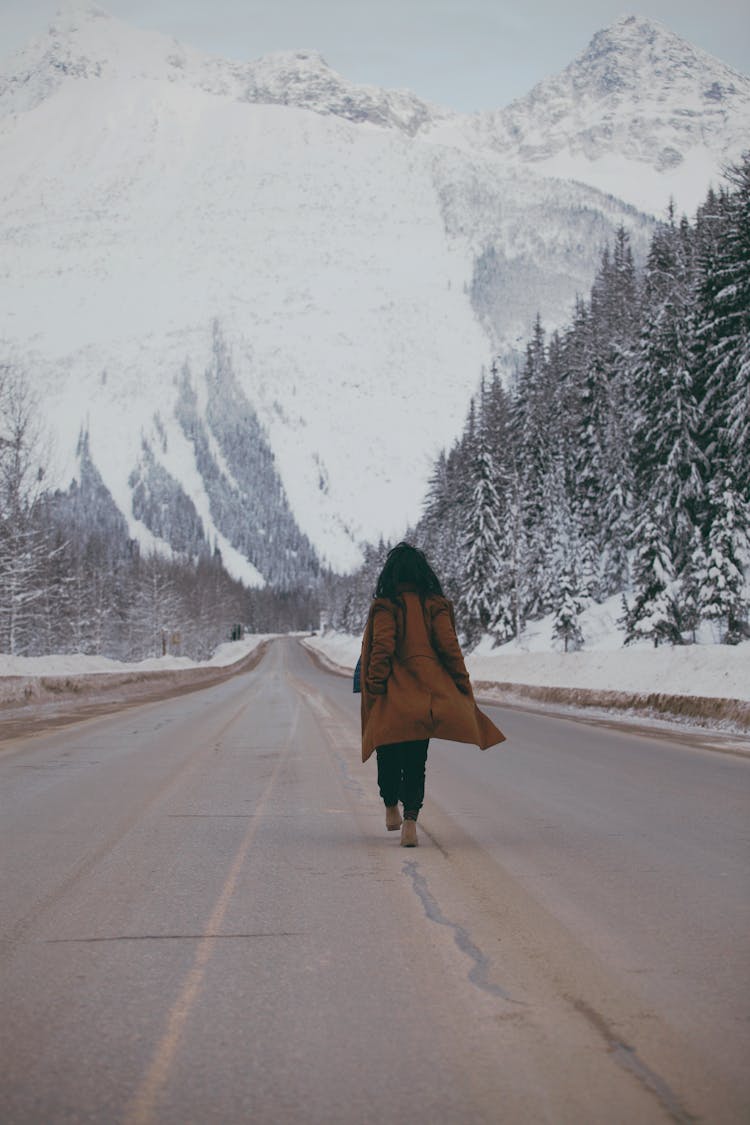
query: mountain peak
[
  {"left": 242, "top": 48, "right": 439, "bottom": 133},
  {"left": 0, "top": 4, "right": 441, "bottom": 136},
  {"left": 599, "top": 12, "right": 677, "bottom": 40},
  {"left": 498, "top": 10, "right": 750, "bottom": 114},
  {"left": 578, "top": 12, "right": 743, "bottom": 92},
  {"left": 484, "top": 11, "right": 750, "bottom": 210},
  {"left": 0, "top": 4, "right": 217, "bottom": 117}
]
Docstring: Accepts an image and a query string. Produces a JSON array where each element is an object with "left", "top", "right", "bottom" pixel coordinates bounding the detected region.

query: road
[{"left": 0, "top": 637, "right": 748, "bottom": 1124}]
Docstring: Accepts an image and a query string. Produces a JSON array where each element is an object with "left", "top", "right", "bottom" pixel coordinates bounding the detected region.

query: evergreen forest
[{"left": 326, "top": 157, "right": 750, "bottom": 649}]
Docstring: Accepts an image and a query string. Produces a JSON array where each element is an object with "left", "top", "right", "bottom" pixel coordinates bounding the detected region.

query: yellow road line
[{"left": 123, "top": 699, "right": 299, "bottom": 1125}]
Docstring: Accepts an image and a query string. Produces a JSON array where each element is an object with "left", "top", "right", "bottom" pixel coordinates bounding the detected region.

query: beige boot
[
  {"left": 400, "top": 819, "right": 418, "bottom": 847},
  {"left": 385, "top": 805, "right": 402, "bottom": 831}
]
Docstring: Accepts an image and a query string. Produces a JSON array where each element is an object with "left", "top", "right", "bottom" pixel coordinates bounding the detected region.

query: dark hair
[{"left": 374, "top": 542, "right": 444, "bottom": 600}]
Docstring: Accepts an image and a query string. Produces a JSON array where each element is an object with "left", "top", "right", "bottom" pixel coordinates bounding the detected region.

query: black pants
[{"left": 376, "top": 740, "right": 429, "bottom": 819}]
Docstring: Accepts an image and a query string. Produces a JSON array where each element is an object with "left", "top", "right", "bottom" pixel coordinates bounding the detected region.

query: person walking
[{"left": 360, "top": 542, "right": 506, "bottom": 847}]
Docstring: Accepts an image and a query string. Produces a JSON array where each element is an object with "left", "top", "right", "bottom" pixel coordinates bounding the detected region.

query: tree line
[
  {"left": 0, "top": 370, "right": 320, "bottom": 660},
  {"left": 326, "top": 156, "right": 750, "bottom": 648}
]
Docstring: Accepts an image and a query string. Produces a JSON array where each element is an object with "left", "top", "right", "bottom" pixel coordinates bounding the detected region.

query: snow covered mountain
[
  {"left": 0, "top": 4, "right": 747, "bottom": 578},
  {"left": 474, "top": 14, "right": 750, "bottom": 215}
]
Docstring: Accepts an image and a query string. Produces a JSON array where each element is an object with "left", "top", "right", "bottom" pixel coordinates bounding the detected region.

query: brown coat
[{"left": 360, "top": 587, "right": 506, "bottom": 762}]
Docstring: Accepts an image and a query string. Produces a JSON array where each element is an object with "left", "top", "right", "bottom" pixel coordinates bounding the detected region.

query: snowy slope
[
  {"left": 0, "top": 5, "right": 747, "bottom": 577},
  {"left": 0, "top": 72, "right": 496, "bottom": 570}
]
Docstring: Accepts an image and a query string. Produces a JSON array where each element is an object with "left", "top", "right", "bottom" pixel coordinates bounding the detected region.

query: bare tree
[
  {"left": 127, "top": 554, "right": 183, "bottom": 660},
  {"left": 0, "top": 366, "right": 55, "bottom": 654}
]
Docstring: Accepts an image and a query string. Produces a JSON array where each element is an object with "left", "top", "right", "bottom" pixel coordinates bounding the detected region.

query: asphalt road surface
[{"left": 1, "top": 638, "right": 748, "bottom": 1124}]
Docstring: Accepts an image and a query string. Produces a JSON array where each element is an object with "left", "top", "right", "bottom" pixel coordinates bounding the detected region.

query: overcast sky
[{"left": 1, "top": 1, "right": 748, "bottom": 110}]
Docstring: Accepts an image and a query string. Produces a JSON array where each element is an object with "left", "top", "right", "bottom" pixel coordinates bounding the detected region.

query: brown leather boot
[
  {"left": 400, "top": 819, "right": 418, "bottom": 847},
  {"left": 385, "top": 805, "right": 402, "bottom": 831}
]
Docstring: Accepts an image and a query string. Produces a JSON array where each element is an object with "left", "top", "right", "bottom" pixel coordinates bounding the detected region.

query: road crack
[
  {"left": 571, "top": 997, "right": 698, "bottom": 1124},
  {"left": 402, "top": 859, "right": 523, "bottom": 1004}
]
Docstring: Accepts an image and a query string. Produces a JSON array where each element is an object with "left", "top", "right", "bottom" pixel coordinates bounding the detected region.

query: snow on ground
[
  {"left": 0, "top": 635, "right": 277, "bottom": 678},
  {"left": 304, "top": 596, "right": 750, "bottom": 704},
  {"left": 466, "top": 644, "right": 750, "bottom": 703},
  {"left": 305, "top": 633, "right": 363, "bottom": 676}
]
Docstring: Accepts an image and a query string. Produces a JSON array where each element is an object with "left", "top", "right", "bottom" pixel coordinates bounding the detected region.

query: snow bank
[
  {"left": 0, "top": 636, "right": 280, "bottom": 721},
  {"left": 0, "top": 635, "right": 276, "bottom": 679},
  {"left": 302, "top": 631, "right": 750, "bottom": 708},
  {"left": 467, "top": 645, "right": 750, "bottom": 703},
  {"left": 463, "top": 595, "right": 750, "bottom": 702},
  {"left": 304, "top": 633, "right": 362, "bottom": 676}
]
